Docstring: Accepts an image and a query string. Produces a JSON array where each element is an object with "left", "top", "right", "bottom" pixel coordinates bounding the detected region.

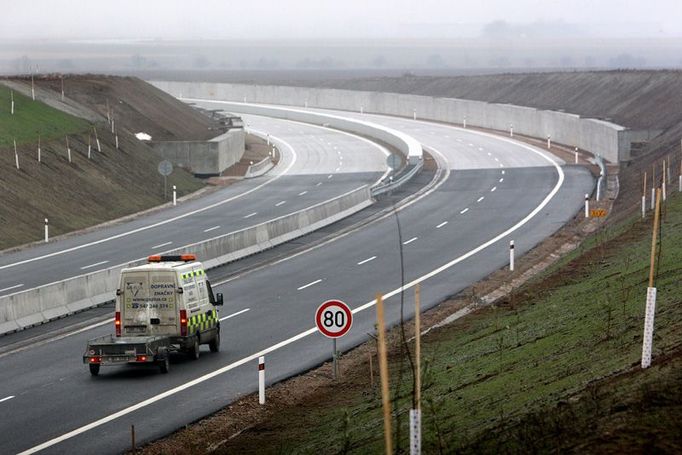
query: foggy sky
[{"left": 5, "top": 0, "right": 682, "bottom": 40}]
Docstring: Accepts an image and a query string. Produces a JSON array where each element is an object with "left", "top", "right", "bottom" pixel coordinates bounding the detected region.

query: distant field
[{"left": 0, "top": 86, "right": 88, "bottom": 147}]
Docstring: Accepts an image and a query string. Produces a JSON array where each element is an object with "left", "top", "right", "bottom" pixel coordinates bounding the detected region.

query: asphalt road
[
  {"left": 0, "top": 116, "right": 388, "bottom": 295},
  {"left": 0, "top": 107, "right": 593, "bottom": 454}
]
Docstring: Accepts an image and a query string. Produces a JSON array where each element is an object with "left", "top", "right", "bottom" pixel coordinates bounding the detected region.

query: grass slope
[
  {"left": 0, "top": 86, "right": 88, "bottom": 147},
  {"left": 215, "top": 192, "right": 682, "bottom": 454}
]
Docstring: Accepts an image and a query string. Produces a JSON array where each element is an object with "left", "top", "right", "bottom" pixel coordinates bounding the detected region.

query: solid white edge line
[
  {"left": 79, "top": 261, "right": 109, "bottom": 270},
  {"left": 297, "top": 279, "right": 322, "bottom": 291},
  {"left": 0, "top": 283, "right": 24, "bottom": 293},
  {"left": 219, "top": 308, "right": 250, "bottom": 322},
  {"left": 357, "top": 256, "right": 377, "bottom": 265},
  {"left": 21, "top": 114, "right": 565, "bottom": 455},
  {"left": 0, "top": 133, "right": 298, "bottom": 274}
]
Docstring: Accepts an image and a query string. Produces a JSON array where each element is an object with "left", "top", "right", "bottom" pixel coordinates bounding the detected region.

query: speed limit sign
[{"left": 315, "top": 300, "right": 353, "bottom": 338}]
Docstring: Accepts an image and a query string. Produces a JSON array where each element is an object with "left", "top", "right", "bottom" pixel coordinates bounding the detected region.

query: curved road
[{"left": 0, "top": 106, "right": 593, "bottom": 454}]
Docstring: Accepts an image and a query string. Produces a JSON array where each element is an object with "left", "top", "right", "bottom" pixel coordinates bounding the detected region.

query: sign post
[
  {"left": 315, "top": 300, "right": 353, "bottom": 380},
  {"left": 157, "top": 160, "right": 173, "bottom": 200}
]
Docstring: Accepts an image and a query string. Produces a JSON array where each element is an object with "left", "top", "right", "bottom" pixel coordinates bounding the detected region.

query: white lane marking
[
  {"left": 499, "top": 163, "right": 504, "bottom": 168},
  {"left": 22, "top": 114, "right": 565, "bottom": 455},
  {"left": 436, "top": 221, "right": 448, "bottom": 229},
  {"left": 501, "top": 170, "right": 505, "bottom": 175},
  {"left": 298, "top": 191, "right": 308, "bottom": 196},
  {"left": 494, "top": 157, "right": 499, "bottom": 162},
  {"left": 0, "top": 283, "right": 24, "bottom": 293},
  {"left": 403, "top": 236, "right": 418, "bottom": 245},
  {"left": 357, "top": 256, "right": 377, "bottom": 265},
  {"left": 477, "top": 196, "right": 485, "bottom": 202},
  {"left": 203, "top": 226, "right": 221, "bottom": 233},
  {"left": 335, "top": 167, "right": 340, "bottom": 172},
  {"left": 316, "top": 182, "right": 323, "bottom": 186},
  {"left": 327, "top": 175, "right": 333, "bottom": 179},
  {"left": 478, "top": 147, "right": 484, "bottom": 151},
  {"left": 297, "top": 279, "right": 322, "bottom": 291},
  {"left": 487, "top": 152, "right": 492, "bottom": 156},
  {"left": 499, "top": 178, "right": 504, "bottom": 183},
  {"left": 460, "top": 208, "right": 469, "bottom": 214},
  {"left": 0, "top": 396, "right": 15, "bottom": 403},
  {"left": 491, "top": 186, "right": 497, "bottom": 192},
  {"left": 275, "top": 201, "right": 286, "bottom": 207},
  {"left": 219, "top": 308, "right": 250, "bottom": 322},
  {"left": 243, "top": 212, "right": 257, "bottom": 219},
  {"left": 80, "top": 261, "right": 109, "bottom": 270},
  {"left": 456, "top": 138, "right": 462, "bottom": 142},
  {"left": 0, "top": 132, "right": 298, "bottom": 274},
  {"left": 151, "top": 241, "right": 173, "bottom": 249}
]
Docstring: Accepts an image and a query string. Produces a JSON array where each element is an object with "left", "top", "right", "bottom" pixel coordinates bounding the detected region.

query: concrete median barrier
[{"left": 0, "top": 186, "right": 372, "bottom": 336}]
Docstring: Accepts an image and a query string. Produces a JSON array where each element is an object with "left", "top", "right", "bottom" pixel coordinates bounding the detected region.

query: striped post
[{"left": 258, "top": 356, "right": 265, "bottom": 405}]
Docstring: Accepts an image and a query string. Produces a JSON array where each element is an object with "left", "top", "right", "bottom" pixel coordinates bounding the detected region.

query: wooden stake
[
  {"left": 415, "top": 284, "right": 421, "bottom": 411},
  {"left": 376, "top": 293, "right": 393, "bottom": 455},
  {"left": 649, "top": 189, "right": 662, "bottom": 288}
]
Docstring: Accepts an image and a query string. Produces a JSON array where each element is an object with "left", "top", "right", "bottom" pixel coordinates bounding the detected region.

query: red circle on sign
[{"left": 315, "top": 300, "right": 353, "bottom": 338}]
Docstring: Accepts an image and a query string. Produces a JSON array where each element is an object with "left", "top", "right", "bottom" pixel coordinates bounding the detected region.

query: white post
[
  {"left": 360, "top": 105, "right": 363, "bottom": 114},
  {"left": 641, "top": 195, "right": 646, "bottom": 219},
  {"left": 409, "top": 409, "right": 422, "bottom": 455},
  {"left": 31, "top": 74, "right": 35, "bottom": 101},
  {"left": 596, "top": 172, "right": 603, "bottom": 201},
  {"left": 115, "top": 134, "right": 119, "bottom": 149},
  {"left": 574, "top": 147, "right": 579, "bottom": 164},
  {"left": 271, "top": 146, "right": 276, "bottom": 159},
  {"left": 61, "top": 77, "right": 65, "bottom": 101},
  {"left": 651, "top": 188, "right": 655, "bottom": 210},
  {"left": 14, "top": 139, "right": 19, "bottom": 170},
  {"left": 243, "top": 96, "right": 246, "bottom": 103},
  {"left": 584, "top": 194, "right": 589, "bottom": 218},
  {"left": 172, "top": 185, "right": 177, "bottom": 206},
  {"left": 258, "top": 356, "right": 265, "bottom": 405},
  {"left": 37, "top": 141, "right": 41, "bottom": 163},
  {"left": 547, "top": 135, "right": 551, "bottom": 149},
  {"left": 87, "top": 137, "right": 91, "bottom": 159},
  {"left": 44, "top": 218, "right": 49, "bottom": 243},
  {"left": 679, "top": 175, "right": 682, "bottom": 193},
  {"left": 463, "top": 116, "right": 467, "bottom": 128},
  {"left": 66, "top": 137, "right": 71, "bottom": 163},
  {"left": 509, "top": 240, "right": 515, "bottom": 272},
  {"left": 413, "top": 109, "right": 416, "bottom": 120},
  {"left": 10, "top": 90, "right": 14, "bottom": 115},
  {"left": 509, "top": 124, "right": 513, "bottom": 137},
  {"left": 304, "top": 100, "right": 308, "bottom": 108},
  {"left": 111, "top": 118, "right": 115, "bottom": 134},
  {"left": 266, "top": 134, "right": 270, "bottom": 146},
  {"left": 641, "top": 287, "right": 657, "bottom": 368}
]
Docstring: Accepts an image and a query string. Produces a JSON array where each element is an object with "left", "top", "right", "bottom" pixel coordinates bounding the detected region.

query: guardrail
[
  {"left": 0, "top": 186, "right": 372, "bottom": 335},
  {"left": 371, "top": 159, "right": 424, "bottom": 197},
  {"left": 244, "top": 155, "right": 275, "bottom": 178}
]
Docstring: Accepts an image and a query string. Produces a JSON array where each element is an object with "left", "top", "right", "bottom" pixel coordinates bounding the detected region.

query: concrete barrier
[
  {"left": 150, "top": 81, "right": 630, "bottom": 163},
  {"left": 0, "top": 186, "right": 372, "bottom": 335}
]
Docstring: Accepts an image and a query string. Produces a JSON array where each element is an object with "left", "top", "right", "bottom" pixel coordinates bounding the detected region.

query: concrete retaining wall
[
  {"left": 149, "top": 129, "right": 245, "bottom": 176},
  {"left": 151, "top": 80, "right": 630, "bottom": 163},
  {"left": 0, "top": 186, "right": 371, "bottom": 336}
]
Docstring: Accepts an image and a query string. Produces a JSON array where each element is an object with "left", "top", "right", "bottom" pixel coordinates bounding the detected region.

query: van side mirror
[{"left": 215, "top": 293, "right": 224, "bottom": 306}]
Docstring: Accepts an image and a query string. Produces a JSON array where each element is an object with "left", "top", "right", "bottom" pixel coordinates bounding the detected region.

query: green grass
[
  {"left": 232, "top": 192, "right": 682, "bottom": 454},
  {"left": 0, "top": 85, "right": 89, "bottom": 147}
]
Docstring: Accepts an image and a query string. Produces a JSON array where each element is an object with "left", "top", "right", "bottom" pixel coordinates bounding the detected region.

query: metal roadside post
[
  {"left": 410, "top": 284, "right": 422, "bottom": 455},
  {"left": 509, "top": 240, "right": 515, "bottom": 272},
  {"left": 172, "top": 185, "right": 177, "bottom": 206},
  {"left": 258, "top": 356, "right": 265, "bottom": 404},
  {"left": 44, "top": 218, "right": 49, "bottom": 243}
]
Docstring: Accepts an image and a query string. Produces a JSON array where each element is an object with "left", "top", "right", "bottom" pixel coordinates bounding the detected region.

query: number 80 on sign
[{"left": 315, "top": 300, "right": 353, "bottom": 338}]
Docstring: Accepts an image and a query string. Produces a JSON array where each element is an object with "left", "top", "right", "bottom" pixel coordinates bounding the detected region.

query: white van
[{"left": 117, "top": 254, "right": 223, "bottom": 356}]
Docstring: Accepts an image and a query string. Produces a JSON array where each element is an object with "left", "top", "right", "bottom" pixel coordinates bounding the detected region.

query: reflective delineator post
[
  {"left": 258, "top": 356, "right": 265, "bottom": 405},
  {"left": 14, "top": 138, "right": 19, "bottom": 170},
  {"left": 509, "top": 124, "right": 513, "bottom": 137},
  {"left": 547, "top": 135, "right": 551, "bottom": 149},
  {"left": 172, "top": 185, "right": 177, "bottom": 206},
  {"left": 37, "top": 135, "right": 41, "bottom": 163},
  {"left": 266, "top": 134, "right": 270, "bottom": 146},
  {"left": 413, "top": 109, "right": 416, "bottom": 120},
  {"left": 360, "top": 105, "right": 364, "bottom": 114},
  {"left": 44, "top": 218, "right": 49, "bottom": 243},
  {"left": 584, "top": 194, "right": 589, "bottom": 218},
  {"left": 509, "top": 240, "right": 515, "bottom": 272},
  {"left": 10, "top": 90, "right": 14, "bottom": 115},
  {"left": 642, "top": 172, "right": 647, "bottom": 219},
  {"left": 575, "top": 147, "right": 579, "bottom": 164},
  {"left": 463, "top": 116, "right": 467, "bottom": 128}
]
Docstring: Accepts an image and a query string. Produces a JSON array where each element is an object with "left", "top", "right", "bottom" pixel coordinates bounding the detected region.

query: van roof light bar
[{"left": 147, "top": 254, "right": 197, "bottom": 263}]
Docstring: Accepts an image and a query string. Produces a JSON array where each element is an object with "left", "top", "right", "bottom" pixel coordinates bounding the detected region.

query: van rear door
[{"left": 121, "top": 271, "right": 178, "bottom": 336}]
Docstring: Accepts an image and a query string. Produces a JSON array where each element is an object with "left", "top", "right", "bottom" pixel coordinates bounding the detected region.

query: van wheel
[
  {"left": 89, "top": 364, "right": 100, "bottom": 376},
  {"left": 209, "top": 330, "right": 220, "bottom": 353},
  {"left": 159, "top": 356, "right": 170, "bottom": 374},
  {"left": 188, "top": 336, "right": 200, "bottom": 360}
]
